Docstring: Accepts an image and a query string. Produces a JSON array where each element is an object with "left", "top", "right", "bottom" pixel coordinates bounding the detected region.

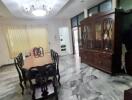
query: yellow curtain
[
  {"left": 27, "top": 26, "right": 49, "bottom": 53},
  {"left": 4, "top": 25, "right": 49, "bottom": 58},
  {"left": 6, "top": 25, "right": 29, "bottom": 58}
]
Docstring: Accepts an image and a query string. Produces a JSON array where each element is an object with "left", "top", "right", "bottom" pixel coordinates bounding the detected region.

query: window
[
  {"left": 100, "top": 0, "right": 112, "bottom": 12},
  {"left": 89, "top": 6, "right": 98, "bottom": 16},
  {"left": 78, "top": 13, "right": 84, "bottom": 25},
  {"left": 71, "top": 17, "right": 78, "bottom": 28}
]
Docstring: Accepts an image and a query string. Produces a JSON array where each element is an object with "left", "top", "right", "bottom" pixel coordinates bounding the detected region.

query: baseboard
[{"left": 0, "top": 63, "right": 15, "bottom": 67}]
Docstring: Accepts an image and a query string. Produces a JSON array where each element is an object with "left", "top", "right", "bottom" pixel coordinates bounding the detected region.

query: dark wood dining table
[{"left": 23, "top": 52, "right": 53, "bottom": 69}]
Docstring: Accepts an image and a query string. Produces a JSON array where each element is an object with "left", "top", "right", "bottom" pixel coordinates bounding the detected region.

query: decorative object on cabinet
[{"left": 79, "top": 9, "right": 123, "bottom": 74}]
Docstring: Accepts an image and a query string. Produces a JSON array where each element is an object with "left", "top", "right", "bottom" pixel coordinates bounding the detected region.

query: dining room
[{"left": 1, "top": 0, "right": 132, "bottom": 100}]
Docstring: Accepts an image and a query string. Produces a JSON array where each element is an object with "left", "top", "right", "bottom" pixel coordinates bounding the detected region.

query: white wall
[
  {"left": 47, "top": 19, "right": 73, "bottom": 55},
  {"left": 0, "top": 18, "right": 73, "bottom": 66},
  {"left": 0, "top": 26, "right": 14, "bottom": 66}
]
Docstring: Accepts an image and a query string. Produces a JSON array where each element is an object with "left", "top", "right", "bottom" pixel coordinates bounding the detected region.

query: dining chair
[
  {"left": 33, "top": 47, "right": 39, "bottom": 58},
  {"left": 17, "top": 53, "right": 24, "bottom": 67},
  {"left": 14, "top": 57, "right": 26, "bottom": 95},
  {"left": 15, "top": 52, "right": 31, "bottom": 93},
  {"left": 38, "top": 47, "right": 44, "bottom": 57},
  {"left": 50, "top": 49, "right": 54, "bottom": 61},
  {"left": 50, "top": 49, "right": 61, "bottom": 86},
  {"left": 54, "top": 52, "right": 61, "bottom": 86},
  {"left": 40, "top": 63, "right": 58, "bottom": 100},
  {"left": 28, "top": 63, "right": 58, "bottom": 100},
  {"left": 33, "top": 47, "right": 44, "bottom": 57}
]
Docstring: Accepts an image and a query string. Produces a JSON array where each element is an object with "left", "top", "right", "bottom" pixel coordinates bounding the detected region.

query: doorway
[
  {"left": 72, "top": 27, "right": 79, "bottom": 55},
  {"left": 59, "top": 27, "right": 71, "bottom": 56}
]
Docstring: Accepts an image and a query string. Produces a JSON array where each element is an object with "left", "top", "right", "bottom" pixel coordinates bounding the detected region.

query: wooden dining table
[{"left": 23, "top": 53, "right": 53, "bottom": 70}]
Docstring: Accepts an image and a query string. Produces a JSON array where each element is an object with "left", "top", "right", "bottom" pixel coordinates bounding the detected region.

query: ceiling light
[
  {"left": 23, "top": 0, "right": 52, "bottom": 17},
  {"left": 32, "top": 9, "right": 46, "bottom": 16}
]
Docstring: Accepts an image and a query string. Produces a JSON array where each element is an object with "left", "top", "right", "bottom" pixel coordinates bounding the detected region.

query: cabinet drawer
[
  {"left": 101, "top": 54, "right": 112, "bottom": 72},
  {"left": 79, "top": 48, "right": 113, "bottom": 74},
  {"left": 102, "top": 60, "right": 112, "bottom": 71}
]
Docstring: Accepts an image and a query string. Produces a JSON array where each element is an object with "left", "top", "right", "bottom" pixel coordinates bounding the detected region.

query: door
[{"left": 59, "top": 27, "right": 71, "bottom": 56}]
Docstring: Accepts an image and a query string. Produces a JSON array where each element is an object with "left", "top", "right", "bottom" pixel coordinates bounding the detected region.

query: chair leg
[
  {"left": 20, "top": 82, "right": 24, "bottom": 95},
  {"left": 55, "top": 94, "right": 58, "bottom": 100},
  {"left": 29, "top": 79, "right": 35, "bottom": 100},
  {"left": 58, "top": 74, "right": 61, "bottom": 86},
  {"left": 24, "top": 80, "right": 27, "bottom": 88},
  {"left": 22, "top": 70, "right": 27, "bottom": 88},
  {"left": 32, "top": 87, "right": 35, "bottom": 100},
  {"left": 41, "top": 82, "right": 48, "bottom": 96},
  {"left": 53, "top": 77, "right": 58, "bottom": 100}
]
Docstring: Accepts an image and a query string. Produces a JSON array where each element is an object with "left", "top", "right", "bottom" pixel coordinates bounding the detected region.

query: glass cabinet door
[
  {"left": 102, "top": 18, "right": 113, "bottom": 51},
  {"left": 78, "top": 27, "right": 82, "bottom": 47},
  {"left": 81, "top": 23, "right": 93, "bottom": 49},
  {"left": 86, "top": 24, "right": 94, "bottom": 49},
  {"left": 95, "top": 22, "right": 102, "bottom": 49},
  {"left": 82, "top": 25, "right": 88, "bottom": 48}
]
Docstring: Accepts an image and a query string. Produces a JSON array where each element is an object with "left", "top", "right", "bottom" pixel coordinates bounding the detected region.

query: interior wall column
[
  {"left": 84, "top": 9, "right": 88, "bottom": 18},
  {"left": 112, "top": 0, "right": 117, "bottom": 9}
]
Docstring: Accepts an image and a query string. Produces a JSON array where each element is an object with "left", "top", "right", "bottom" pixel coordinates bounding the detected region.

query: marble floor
[{"left": 0, "top": 54, "right": 132, "bottom": 100}]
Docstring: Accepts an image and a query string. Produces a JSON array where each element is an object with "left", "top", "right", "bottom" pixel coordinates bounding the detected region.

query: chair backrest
[
  {"left": 28, "top": 63, "right": 57, "bottom": 99},
  {"left": 14, "top": 57, "right": 24, "bottom": 81},
  {"left": 38, "top": 47, "right": 44, "bottom": 57},
  {"left": 33, "top": 47, "right": 39, "bottom": 57},
  {"left": 28, "top": 63, "right": 56, "bottom": 88},
  {"left": 17, "top": 53, "right": 24, "bottom": 68},
  {"left": 40, "top": 63, "right": 56, "bottom": 77},
  {"left": 50, "top": 49, "right": 54, "bottom": 61},
  {"left": 33, "top": 47, "right": 44, "bottom": 57},
  {"left": 50, "top": 50, "right": 59, "bottom": 72},
  {"left": 54, "top": 53, "right": 59, "bottom": 71},
  {"left": 28, "top": 67, "right": 40, "bottom": 80},
  {"left": 28, "top": 63, "right": 56, "bottom": 80},
  {"left": 14, "top": 53, "right": 25, "bottom": 81}
]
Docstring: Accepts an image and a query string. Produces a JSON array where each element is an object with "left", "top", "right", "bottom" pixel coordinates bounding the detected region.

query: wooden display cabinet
[
  {"left": 79, "top": 9, "right": 123, "bottom": 74},
  {"left": 124, "top": 88, "right": 132, "bottom": 100},
  {"left": 121, "top": 9, "right": 132, "bottom": 75}
]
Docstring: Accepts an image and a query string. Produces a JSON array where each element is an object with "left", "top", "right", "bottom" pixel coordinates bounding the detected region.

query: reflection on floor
[{"left": 0, "top": 55, "right": 132, "bottom": 100}]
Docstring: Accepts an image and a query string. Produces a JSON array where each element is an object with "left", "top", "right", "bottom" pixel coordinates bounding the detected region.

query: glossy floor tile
[{"left": 0, "top": 55, "right": 132, "bottom": 100}]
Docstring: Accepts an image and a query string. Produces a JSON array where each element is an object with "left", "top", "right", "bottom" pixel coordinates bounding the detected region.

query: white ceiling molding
[
  {"left": 1, "top": 0, "right": 69, "bottom": 19},
  {"left": 0, "top": 0, "right": 105, "bottom": 19},
  {"left": 57, "top": 0, "right": 105, "bottom": 18}
]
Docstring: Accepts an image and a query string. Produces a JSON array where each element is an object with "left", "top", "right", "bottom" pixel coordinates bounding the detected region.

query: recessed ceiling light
[{"left": 32, "top": 9, "right": 47, "bottom": 17}]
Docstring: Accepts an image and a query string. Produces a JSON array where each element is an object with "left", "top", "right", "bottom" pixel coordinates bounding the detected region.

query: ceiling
[
  {"left": 0, "top": 0, "right": 104, "bottom": 20},
  {"left": 57, "top": 0, "right": 104, "bottom": 18},
  {"left": 1, "top": 0, "right": 70, "bottom": 19}
]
